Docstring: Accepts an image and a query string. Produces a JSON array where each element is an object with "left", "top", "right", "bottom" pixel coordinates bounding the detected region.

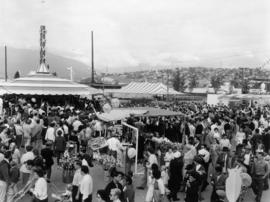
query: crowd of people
[
  {"left": 0, "top": 96, "right": 270, "bottom": 202},
  {"left": 0, "top": 97, "right": 138, "bottom": 202},
  {"left": 125, "top": 101, "right": 270, "bottom": 202}
]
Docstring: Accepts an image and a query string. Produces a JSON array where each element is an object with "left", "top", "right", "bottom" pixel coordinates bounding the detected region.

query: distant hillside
[{"left": 0, "top": 47, "right": 92, "bottom": 81}]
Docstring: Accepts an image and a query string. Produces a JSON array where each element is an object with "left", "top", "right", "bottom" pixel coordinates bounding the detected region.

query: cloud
[{"left": 0, "top": 0, "right": 269, "bottom": 71}]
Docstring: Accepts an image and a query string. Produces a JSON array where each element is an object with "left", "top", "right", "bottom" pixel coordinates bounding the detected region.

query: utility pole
[
  {"left": 91, "top": 31, "right": 95, "bottom": 84},
  {"left": 167, "top": 69, "right": 169, "bottom": 100},
  {"left": 4, "top": 46, "right": 7, "bottom": 82}
]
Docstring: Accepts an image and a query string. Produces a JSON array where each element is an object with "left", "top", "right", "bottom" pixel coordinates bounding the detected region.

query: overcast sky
[{"left": 0, "top": 0, "right": 270, "bottom": 71}]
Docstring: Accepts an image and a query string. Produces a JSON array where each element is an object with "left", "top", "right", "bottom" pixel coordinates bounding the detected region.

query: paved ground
[{"left": 18, "top": 161, "right": 270, "bottom": 202}]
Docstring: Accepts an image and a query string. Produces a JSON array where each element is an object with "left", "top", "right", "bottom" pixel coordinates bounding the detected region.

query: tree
[
  {"left": 178, "top": 74, "right": 187, "bottom": 92},
  {"left": 14, "top": 70, "right": 20, "bottom": 79},
  {"left": 211, "top": 74, "right": 224, "bottom": 93},
  {"left": 188, "top": 73, "right": 199, "bottom": 92},
  {"left": 173, "top": 68, "right": 187, "bottom": 92},
  {"left": 230, "top": 72, "right": 241, "bottom": 88},
  {"left": 241, "top": 79, "right": 250, "bottom": 94}
]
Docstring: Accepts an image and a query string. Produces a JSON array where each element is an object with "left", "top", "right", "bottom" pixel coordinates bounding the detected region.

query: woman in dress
[{"left": 145, "top": 164, "right": 165, "bottom": 202}]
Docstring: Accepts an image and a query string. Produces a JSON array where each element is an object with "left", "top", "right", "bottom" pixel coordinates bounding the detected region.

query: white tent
[{"left": 107, "top": 82, "right": 183, "bottom": 98}]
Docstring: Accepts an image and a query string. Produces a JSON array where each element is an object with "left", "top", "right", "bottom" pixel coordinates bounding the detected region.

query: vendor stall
[{"left": 92, "top": 106, "right": 184, "bottom": 176}]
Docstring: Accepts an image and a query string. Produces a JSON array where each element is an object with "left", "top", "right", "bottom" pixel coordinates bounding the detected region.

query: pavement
[{"left": 18, "top": 161, "right": 270, "bottom": 202}]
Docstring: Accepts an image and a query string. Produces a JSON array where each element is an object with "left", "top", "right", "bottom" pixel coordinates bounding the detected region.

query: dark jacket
[
  {"left": 55, "top": 136, "right": 66, "bottom": 152},
  {"left": 33, "top": 156, "right": 44, "bottom": 169},
  {"left": 216, "top": 153, "right": 231, "bottom": 171},
  {"left": 0, "top": 159, "right": 10, "bottom": 183},
  {"left": 41, "top": 147, "right": 54, "bottom": 169},
  {"left": 10, "top": 165, "right": 20, "bottom": 183},
  {"left": 105, "top": 180, "right": 123, "bottom": 202},
  {"left": 124, "top": 185, "right": 135, "bottom": 202},
  {"left": 211, "top": 173, "right": 227, "bottom": 191},
  {"left": 168, "top": 157, "right": 184, "bottom": 189},
  {"left": 185, "top": 179, "right": 200, "bottom": 202}
]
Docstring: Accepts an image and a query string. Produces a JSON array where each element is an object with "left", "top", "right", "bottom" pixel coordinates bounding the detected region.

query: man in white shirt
[
  {"left": 31, "top": 168, "right": 48, "bottom": 202},
  {"left": 198, "top": 145, "right": 210, "bottom": 164},
  {"left": 146, "top": 147, "right": 158, "bottom": 169},
  {"left": 45, "top": 122, "right": 56, "bottom": 143},
  {"left": 243, "top": 145, "right": 253, "bottom": 173},
  {"left": 164, "top": 148, "right": 174, "bottom": 167},
  {"left": 73, "top": 118, "right": 83, "bottom": 132},
  {"left": 20, "top": 145, "right": 34, "bottom": 186},
  {"left": 236, "top": 127, "right": 246, "bottom": 145},
  {"left": 72, "top": 161, "right": 83, "bottom": 202},
  {"left": 79, "top": 165, "right": 93, "bottom": 202},
  {"left": 188, "top": 122, "right": 195, "bottom": 137}
]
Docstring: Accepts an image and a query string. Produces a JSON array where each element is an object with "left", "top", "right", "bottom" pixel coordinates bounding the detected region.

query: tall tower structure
[
  {"left": 40, "top": 25, "right": 46, "bottom": 65},
  {"left": 37, "top": 25, "right": 49, "bottom": 73}
]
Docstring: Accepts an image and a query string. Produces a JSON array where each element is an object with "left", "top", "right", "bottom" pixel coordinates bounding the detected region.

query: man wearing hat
[{"left": 251, "top": 150, "right": 269, "bottom": 202}]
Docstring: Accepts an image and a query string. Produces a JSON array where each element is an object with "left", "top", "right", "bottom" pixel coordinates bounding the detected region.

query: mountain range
[{"left": 0, "top": 47, "right": 93, "bottom": 81}]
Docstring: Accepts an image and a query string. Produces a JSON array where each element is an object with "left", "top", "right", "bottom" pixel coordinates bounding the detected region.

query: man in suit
[
  {"left": 210, "top": 166, "right": 227, "bottom": 202},
  {"left": 41, "top": 142, "right": 54, "bottom": 183},
  {"left": 104, "top": 170, "right": 123, "bottom": 202},
  {"left": 216, "top": 147, "right": 231, "bottom": 173},
  {"left": 168, "top": 152, "right": 184, "bottom": 201},
  {"left": 194, "top": 155, "right": 206, "bottom": 201},
  {"left": 185, "top": 170, "right": 201, "bottom": 202}
]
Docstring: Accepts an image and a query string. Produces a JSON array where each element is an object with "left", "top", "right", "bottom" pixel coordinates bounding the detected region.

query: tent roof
[
  {"left": 97, "top": 107, "right": 183, "bottom": 122},
  {"left": 0, "top": 71, "right": 100, "bottom": 96},
  {"left": 109, "top": 82, "right": 183, "bottom": 95}
]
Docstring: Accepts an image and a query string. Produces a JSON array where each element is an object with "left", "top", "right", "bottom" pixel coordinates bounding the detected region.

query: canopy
[
  {"left": 97, "top": 108, "right": 148, "bottom": 122},
  {"left": 97, "top": 107, "right": 183, "bottom": 122},
  {"left": 0, "top": 71, "right": 100, "bottom": 96},
  {"left": 109, "top": 82, "right": 183, "bottom": 97}
]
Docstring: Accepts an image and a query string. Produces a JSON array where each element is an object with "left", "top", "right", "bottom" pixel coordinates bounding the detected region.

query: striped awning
[
  {"left": 111, "top": 82, "right": 182, "bottom": 95},
  {"left": 0, "top": 72, "right": 100, "bottom": 96}
]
